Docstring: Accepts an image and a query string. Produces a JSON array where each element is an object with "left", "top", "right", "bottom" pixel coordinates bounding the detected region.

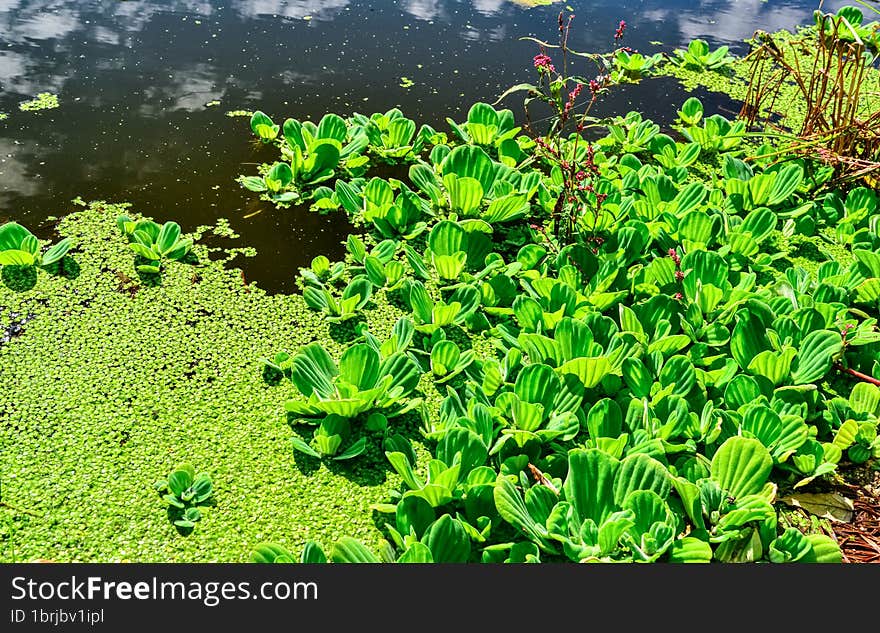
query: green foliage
[
  {"left": 239, "top": 111, "right": 370, "bottom": 205},
  {"left": 240, "top": 108, "right": 444, "bottom": 208},
  {"left": 250, "top": 542, "right": 298, "bottom": 563},
  {"left": 246, "top": 87, "right": 878, "bottom": 564},
  {"left": 351, "top": 108, "right": 440, "bottom": 162},
  {"left": 283, "top": 338, "right": 422, "bottom": 423},
  {"left": 278, "top": 331, "right": 424, "bottom": 462},
  {"left": 19, "top": 92, "right": 59, "bottom": 112},
  {"left": 446, "top": 103, "right": 523, "bottom": 163},
  {"left": 603, "top": 111, "right": 661, "bottom": 154},
  {"left": 1, "top": 202, "right": 404, "bottom": 562},
  {"left": 250, "top": 110, "right": 279, "bottom": 142},
  {"left": 671, "top": 39, "right": 735, "bottom": 71},
  {"left": 679, "top": 112, "right": 746, "bottom": 153},
  {"left": 303, "top": 276, "right": 374, "bottom": 322},
  {"left": 336, "top": 178, "right": 429, "bottom": 240},
  {"left": 11, "top": 18, "right": 880, "bottom": 565},
  {"left": 154, "top": 463, "right": 213, "bottom": 530},
  {"left": 254, "top": 513, "right": 476, "bottom": 563},
  {"left": 238, "top": 162, "right": 300, "bottom": 203},
  {"left": 612, "top": 50, "right": 664, "bottom": 81},
  {"left": 816, "top": 6, "right": 880, "bottom": 50},
  {"left": 298, "top": 255, "right": 346, "bottom": 287},
  {"left": 291, "top": 415, "right": 368, "bottom": 461},
  {"left": 116, "top": 215, "right": 193, "bottom": 273},
  {"left": 0, "top": 222, "right": 72, "bottom": 271},
  {"left": 677, "top": 97, "right": 704, "bottom": 126}
]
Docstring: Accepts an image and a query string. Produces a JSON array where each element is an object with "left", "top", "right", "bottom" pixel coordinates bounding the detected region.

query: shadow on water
[
  {"left": 288, "top": 422, "right": 394, "bottom": 488},
  {"left": 0, "top": 0, "right": 847, "bottom": 293},
  {"left": 229, "top": 198, "right": 357, "bottom": 294}
]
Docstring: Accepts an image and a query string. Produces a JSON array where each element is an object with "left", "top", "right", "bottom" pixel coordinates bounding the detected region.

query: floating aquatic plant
[{"left": 18, "top": 92, "right": 59, "bottom": 112}]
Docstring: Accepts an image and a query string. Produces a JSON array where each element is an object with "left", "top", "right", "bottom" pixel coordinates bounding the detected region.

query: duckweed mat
[{"left": 0, "top": 201, "right": 413, "bottom": 562}]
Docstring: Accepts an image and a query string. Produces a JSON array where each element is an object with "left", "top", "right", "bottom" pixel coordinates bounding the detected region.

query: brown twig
[
  {"left": 739, "top": 15, "right": 880, "bottom": 184},
  {"left": 835, "top": 362, "right": 880, "bottom": 386}
]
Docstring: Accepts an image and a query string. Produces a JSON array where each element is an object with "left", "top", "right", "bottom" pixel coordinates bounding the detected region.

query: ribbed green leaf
[
  {"left": 291, "top": 343, "right": 338, "bottom": 399},
  {"left": 768, "top": 164, "right": 803, "bottom": 206},
  {"left": 429, "top": 220, "right": 467, "bottom": 257},
  {"left": 494, "top": 476, "right": 551, "bottom": 546},
  {"left": 512, "top": 296, "right": 544, "bottom": 332},
  {"left": 0, "top": 250, "right": 36, "bottom": 266},
  {"left": 441, "top": 145, "right": 497, "bottom": 195},
  {"left": 395, "top": 496, "right": 435, "bottom": 539},
  {"left": 791, "top": 330, "right": 842, "bottom": 385},
  {"left": 677, "top": 211, "right": 717, "bottom": 244},
  {"left": 386, "top": 451, "right": 423, "bottom": 490},
  {"left": 338, "top": 344, "right": 381, "bottom": 390},
  {"left": 397, "top": 542, "right": 434, "bottom": 563},
  {"left": 681, "top": 249, "right": 728, "bottom": 288},
  {"left": 801, "top": 534, "right": 842, "bottom": 563},
  {"left": 850, "top": 382, "right": 880, "bottom": 417},
  {"left": 304, "top": 139, "right": 341, "bottom": 182},
  {"left": 518, "top": 333, "right": 562, "bottom": 366},
  {"left": 40, "top": 238, "right": 72, "bottom": 266},
  {"left": 444, "top": 175, "right": 484, "bottom": 217},
  {"left": 330, "top": 537, "right": 380, "bottom": 563},
  {"left": 385, "top": 117, "right": 416, "bottom": 149},
  {"left": 724, "top": 374, "right": 763, "bottom": 409},
  {"left": 483, "top": 194, "right": 529, "bottom": 223},
  {"left": 422, "top": 515, "right": 471, "bottom": 563},
  {"left": 768, "top": 528, "right": 811, "bottom": 563},
  {"left": 431, "top": 340, "right": 461, "bottom": 376},
  {"left": 316, "top": 113, "right": 348, "bottom": 143},
  {"left": 747, "top": 348, "right": 796, "bottom": 386},
  {"left": 667, "top": 537, "right": 712, "bottom": 562},
  {"left": 282, "top": 117, "right": 305, "bottom": 150},
  {"left": 514, "top": 363, "right": 558, "bottom": 411},
  {"left": 731, "top": 309, "right": 771, "bottom": 370},
  {"left": 292, "top": 436, "right": 322, "bottom": 458},
  {"left": 301, "top": 541, "right": 328, "bottom": 564},
  {"left": 659, "top": 356, "right": 696, "bottom": 396},
  {"left": 742, "top": 405, "right": 782, "bottom": 450},
  {"left": 565, "top": 449, "right": 619, "bottom": 525},
  {"left": 268, "top": 162, "right": 293, "bottom": 187},
  {"left": 0, "top": 222, "right": 34, "bottom": 251},
  {"left": 613, "top": 453, "right": 672, "bottom": 505},
  {"left": 559, "top": 357, "right": 611, "bottom": 389},
  {"left": 433, "top": 252, "right": 467, "bottom": 280},
  {"left": 251, "top": 543, "right": 296, "bottom": 563},
  {"left": 710, "top": 436, "right": 773, "bottom": 499},
  {"left": 622, "top": 358, "right": 652, "bottom": 398}
]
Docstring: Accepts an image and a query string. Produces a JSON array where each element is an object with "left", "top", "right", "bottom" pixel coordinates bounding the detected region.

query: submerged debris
[{"left": 1, "top": 310, "right": 37, "bottom": 345}]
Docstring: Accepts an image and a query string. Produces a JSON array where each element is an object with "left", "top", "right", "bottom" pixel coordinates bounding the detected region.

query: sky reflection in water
[{"left": 0, "top": 0, "right": 861, "bottom": 291}]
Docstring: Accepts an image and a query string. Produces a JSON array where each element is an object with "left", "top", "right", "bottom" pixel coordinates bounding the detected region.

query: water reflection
[
  {"left": 401, "top": 0, "right": 445, "bottom": 21},
  {"left": 0, "top": 0, "right": 858, "bottom": 292},
  {"left": 231, "top": 0, "right": 351, "bottom": 21},
  {"left": 639, "top": 0, "right": 858, "bottom": 46}
]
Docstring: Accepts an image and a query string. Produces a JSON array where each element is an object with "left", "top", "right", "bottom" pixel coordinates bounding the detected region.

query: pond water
[{"left": 0, "top": 0, "right": 864, "bottom": 292}]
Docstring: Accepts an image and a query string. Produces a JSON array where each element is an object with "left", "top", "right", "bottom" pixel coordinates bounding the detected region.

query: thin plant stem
[{"left": 836, "top": 363, "right": 880, "bottom": 387}]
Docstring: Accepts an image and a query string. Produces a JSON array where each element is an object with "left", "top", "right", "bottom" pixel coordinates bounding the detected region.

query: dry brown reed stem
[{"left": 739, "top": 15, "right": 880, "bottom": 184}]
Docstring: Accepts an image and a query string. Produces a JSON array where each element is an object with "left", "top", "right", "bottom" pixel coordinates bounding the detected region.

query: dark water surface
[{"left": 0, "top": 0, "right": 862, "bottom": 292}]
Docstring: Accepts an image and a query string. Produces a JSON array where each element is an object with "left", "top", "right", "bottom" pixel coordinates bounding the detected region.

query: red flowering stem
[{"left": 835, "top": 362, "right": 880, "bottom": 386}]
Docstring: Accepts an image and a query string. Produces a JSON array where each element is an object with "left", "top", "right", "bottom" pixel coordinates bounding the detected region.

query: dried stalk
[{"left": 739, "top": 15, "right": 880, "bottom": 184}]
